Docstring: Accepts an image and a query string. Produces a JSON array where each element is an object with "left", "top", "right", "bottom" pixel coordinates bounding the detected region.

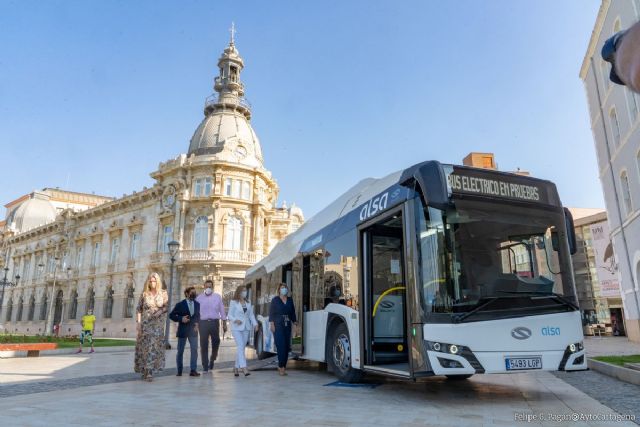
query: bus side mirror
[{"left": 563, "top": 208, "right": 577, "bottom": 255}]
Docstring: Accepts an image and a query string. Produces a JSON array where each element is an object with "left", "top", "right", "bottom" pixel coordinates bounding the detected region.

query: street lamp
[
  {"left": 164, "top": 240, "right": 180, "bottom": 349},
  {"left": 0, "top": 267, "right": 20, "bottom": 320}
]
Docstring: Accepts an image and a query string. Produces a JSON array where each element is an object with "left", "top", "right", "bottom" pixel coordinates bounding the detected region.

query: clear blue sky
[{"left": 0, "top": 0, "right": 602, "bottom": 218}]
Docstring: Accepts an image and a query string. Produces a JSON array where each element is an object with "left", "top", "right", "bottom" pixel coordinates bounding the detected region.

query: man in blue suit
[{"left": 170, "top": 286, "right": 201, "bottom": 377}]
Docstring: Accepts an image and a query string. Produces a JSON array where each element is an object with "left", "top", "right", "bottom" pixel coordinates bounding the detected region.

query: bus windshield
[{"left": 414, "top": 194, "right": 578, "bottom": 323}]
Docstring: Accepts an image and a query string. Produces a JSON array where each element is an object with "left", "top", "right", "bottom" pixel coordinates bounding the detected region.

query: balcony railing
[
  {"left": 179, "top": 249, "right": 261, "bottom": 264},
  {"left": 204, "top": 93, "right": 251, "bottom": 111}
]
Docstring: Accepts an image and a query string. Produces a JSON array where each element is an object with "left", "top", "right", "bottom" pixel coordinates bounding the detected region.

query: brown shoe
[{"left": 189, "top": 371, "right": 201, "bottom": 377}]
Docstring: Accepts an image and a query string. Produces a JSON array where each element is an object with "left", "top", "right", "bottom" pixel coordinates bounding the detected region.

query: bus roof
[{"left": 246, "top": 168, "right": 404, "bottom": 278}]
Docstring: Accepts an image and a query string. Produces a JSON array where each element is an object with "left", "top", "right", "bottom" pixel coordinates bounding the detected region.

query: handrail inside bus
[{"left": 372, "top": 286, "right": 406, "bottom": 317}]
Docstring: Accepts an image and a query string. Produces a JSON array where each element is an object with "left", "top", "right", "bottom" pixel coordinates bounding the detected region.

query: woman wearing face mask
[
  {"left": 134, "top": 272, "right": 168, "bottom": 382},
  {"left": 228, "top": 285, "right": 258, "bottom": 377},
  {"left": 269, "top": 283, "right": 297, "bottom": 376}
]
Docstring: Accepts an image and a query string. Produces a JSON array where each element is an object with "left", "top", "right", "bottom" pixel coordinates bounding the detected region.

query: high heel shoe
[
  {"left": 242, "top": 368, "right": 250, "bottom": 377},
  {"left": 233, "top": 368, "right": 239, "bottom": 377},
  {"left": 278, "top": 367, "right": 287, "bottom": 376}
]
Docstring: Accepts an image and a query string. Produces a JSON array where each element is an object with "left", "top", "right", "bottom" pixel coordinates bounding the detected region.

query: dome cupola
[{"left": 187, "top": 24, "right": 263, "bottom": 168}]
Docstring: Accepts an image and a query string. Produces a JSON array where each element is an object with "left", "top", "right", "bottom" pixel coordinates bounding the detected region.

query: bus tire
[
  {"left": 255, "top": 328, "right": 269, "bottom": 360},
  {"left": 327, "top": 322, "right": 363, "bottom": 383},
  {"left": 445, "top": 374, "right": 473, "bottom": 380}
]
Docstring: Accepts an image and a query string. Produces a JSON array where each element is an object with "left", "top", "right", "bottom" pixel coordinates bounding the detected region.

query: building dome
[
  {"left": 9, "top": 191, "right": 58, "bottom": 233},
  {"left": 188, "top": 110, "right": 264, "bottom": 167},
  {"left": 187, "top": 37, "right": 264, "bottom": 169}
]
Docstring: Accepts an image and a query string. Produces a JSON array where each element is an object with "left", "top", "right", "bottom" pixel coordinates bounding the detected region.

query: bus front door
[{"left": 362, "top": 211, "right": 409, "bottom": 375}]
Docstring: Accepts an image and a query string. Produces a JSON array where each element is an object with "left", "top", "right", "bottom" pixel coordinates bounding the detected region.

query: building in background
[
  {"left": 0, "top": 36, "right": 303, "bottom": 338},
  {"left": 581, "top": 0, "right": 640, "bottom": 342},
  {"left": 570, "top": 208, "right": 625, "bottom": 336},
  {"left": 462, "top": 152, "right": 530, "bottom": 176}
]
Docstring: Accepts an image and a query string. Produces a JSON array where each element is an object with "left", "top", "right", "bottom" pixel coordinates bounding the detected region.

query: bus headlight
[
  {"left": 569, "top": 341, "right": 584, "bottom": 353},
  {"left": 427, "top": 341, "right": 464, "bottom": 354}
]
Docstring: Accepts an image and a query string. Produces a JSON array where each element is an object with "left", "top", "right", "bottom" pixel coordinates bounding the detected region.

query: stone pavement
[
  {"left": 0, "top": 361, "right": 637, "bottom": 427},
  {"left": 0, "top": 337, "right": 638, "bottom": 426},
  {"left": 583, "top": 336, "right": 640, "bottom": 357},
  {"left": 0, "top": 338, "right": 241, "bottom": 386}
]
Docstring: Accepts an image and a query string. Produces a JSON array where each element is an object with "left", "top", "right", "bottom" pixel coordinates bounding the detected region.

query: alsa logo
[
  {"left": 359, "top": 192, "right": 389, "bottom": 221},
  {"left": 541, "top": 327, "right": 560, "bottom": 336}
]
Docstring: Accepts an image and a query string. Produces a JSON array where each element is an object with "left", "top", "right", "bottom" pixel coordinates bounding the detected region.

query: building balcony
[
  {"left": 204, "top": 93, "right": 251, "bottom": 113},
  {"left": 178, "top": 249, "right": 261, "bottom": 265}
]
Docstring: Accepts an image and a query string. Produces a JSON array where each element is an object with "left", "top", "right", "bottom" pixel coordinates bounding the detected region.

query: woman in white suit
[{"left": 228, "top": 285, "right": 258, "bottom": 377}]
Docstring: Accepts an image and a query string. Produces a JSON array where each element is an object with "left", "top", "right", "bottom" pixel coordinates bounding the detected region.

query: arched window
[
  {"left": 40, "top": 293, "right": 48, "bottom": 320},
  {"left": 69, "top": 289, "right": 78, "bottom": 319},
  {"left": 193, "top": 216, "right": 209, "bottom": 249},
  {"left": 610, "top": 108, "right": 621, "bottom": 149},
  {"left": 225, "top": 217, "right": 244, "bottom": 250},
  {"left": 17, "top": 296, "right": 24, "bottom": 322},
  {"left": 104, "top": 286, "right": 114, "bottom": 318},
  {"left": 124, "top": 285, "right": 135, "bottom": 318},
  {"left": 28, "top": 295, "right": 35, "bottom": 321},
  {"left": 5, "top": 297, "right": 13, "bottom": 322},
  {"left": 54, "top": 290, "right": 64, "bottom": 325},
  {"left": 86, "top": 288, "right": 95, "bottom": 313},
  {"left": 620, "top": 171, "right": 633, "bottom": 215}
]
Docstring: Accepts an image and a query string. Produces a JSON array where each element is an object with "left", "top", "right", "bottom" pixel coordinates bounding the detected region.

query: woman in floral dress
[{"left": 134, "top": 272, "right": 168, "bottom": 381}]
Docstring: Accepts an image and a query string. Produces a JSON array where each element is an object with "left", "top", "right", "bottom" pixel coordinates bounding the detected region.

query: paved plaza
[{"left": 0, "top": 338, "right": 639, "bottom": 426}]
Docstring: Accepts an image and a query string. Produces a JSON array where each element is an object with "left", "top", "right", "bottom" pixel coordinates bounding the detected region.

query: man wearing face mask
[
  {"left": 195, "top": 280, "right": 227, "bottom": 373},
  {"left": 169, "top": 286, "right": 201, "bottom": 377}
]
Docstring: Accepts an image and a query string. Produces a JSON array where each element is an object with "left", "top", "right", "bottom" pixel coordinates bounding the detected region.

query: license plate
[{"left": 505, "top": 356, "right": 542, "bottom": 371}]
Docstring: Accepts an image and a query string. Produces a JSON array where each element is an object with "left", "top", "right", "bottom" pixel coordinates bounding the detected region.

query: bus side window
[
  {"left": 256, "top": 279, "right": 262, "bottom": 315},
  {"left": 323, "top": 229, "right": 358, "bottom": 310}
]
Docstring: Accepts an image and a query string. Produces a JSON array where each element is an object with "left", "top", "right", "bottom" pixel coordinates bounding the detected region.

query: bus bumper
[{"left": 426, "top": 347, "right": 587, "bottom": 375}]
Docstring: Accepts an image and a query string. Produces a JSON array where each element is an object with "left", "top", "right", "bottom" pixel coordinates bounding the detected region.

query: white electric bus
[{"left": 244, "top": 161, "right": 587, "bottom": 382}]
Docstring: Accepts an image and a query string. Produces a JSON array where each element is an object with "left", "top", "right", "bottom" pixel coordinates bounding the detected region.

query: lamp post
[
  {"left": 0, "top": 267, "right": 20, "bottom": 320},
  {"left": 45, "top": 255, "right": 60, "bottom": 335},
  {"left": 164, "top": 240, "right": 180, "bottom": 349}
]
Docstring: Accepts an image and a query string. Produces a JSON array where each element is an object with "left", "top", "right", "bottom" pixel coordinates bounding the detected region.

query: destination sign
[{"left": 447, "top": 167, "right": 556, "bottom": 205}]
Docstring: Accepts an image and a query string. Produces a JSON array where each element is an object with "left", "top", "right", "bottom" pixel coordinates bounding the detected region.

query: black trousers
[
  {"left": 274, "top": 323, "right": 291, "bottom": 368},
  {"left": 199, "top": 319, "right": 221, "bottom": 370}
]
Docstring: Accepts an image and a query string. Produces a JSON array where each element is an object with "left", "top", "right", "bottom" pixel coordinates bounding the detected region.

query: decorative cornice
[{"left": 580, "top": 0, "right": 611, "bottom": 79}]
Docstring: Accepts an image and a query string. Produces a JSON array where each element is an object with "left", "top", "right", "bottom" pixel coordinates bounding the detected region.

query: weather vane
[{"left": 229, "top": 21, "right": 236, "bottom": 45}]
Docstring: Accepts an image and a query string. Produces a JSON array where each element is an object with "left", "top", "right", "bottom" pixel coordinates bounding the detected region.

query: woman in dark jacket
[{"left": 269, "top": 283, "right": 297, "bottom": 376}]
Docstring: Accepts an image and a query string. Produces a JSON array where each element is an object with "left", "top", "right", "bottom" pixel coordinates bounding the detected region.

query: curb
[
  {"left": 587, "top": 358, "right": 640, "bottom": 386},
  {"left": 0, "top": 345, "right": 135, "bottom": 358}
]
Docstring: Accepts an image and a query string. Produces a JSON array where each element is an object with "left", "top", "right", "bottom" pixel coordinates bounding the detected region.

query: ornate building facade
[{"left": 0, "top": 37, "right": 303, "bottom": 338}]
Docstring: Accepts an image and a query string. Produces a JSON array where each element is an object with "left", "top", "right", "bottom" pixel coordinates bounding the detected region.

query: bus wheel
[
  {"left": 255, "top": 328, "right": 268, "bottom": 360},
  {"left": 445, "top": 374, "right": 473, "bottom": 380},
  {"left": 328, "top": 322, "right": 363, "bottom": 383}
]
